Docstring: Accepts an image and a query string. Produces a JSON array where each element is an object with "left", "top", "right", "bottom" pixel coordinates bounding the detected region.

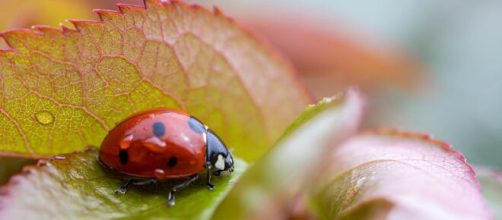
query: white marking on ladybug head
[{"left": 215, "top": 154, "right": 225, "bottom": 170}]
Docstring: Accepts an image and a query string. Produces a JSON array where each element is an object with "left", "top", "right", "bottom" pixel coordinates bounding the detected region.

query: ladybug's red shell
[{"left": 99, "top": 109, "right": 206, "bottom": 180}]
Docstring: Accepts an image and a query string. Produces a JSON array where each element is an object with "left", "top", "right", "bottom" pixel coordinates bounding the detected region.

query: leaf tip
[
  {"left": 93, "top": 9, "right": 122, "bottom": 21},
  {"left": 116, "top": 3, "right": 145, "bottom": 14},
  {"left": 0, "top": 28, "right": 35, "bottom": 50},
  {"left": 212, "top": 6, "right": 224, "bottom": 16},
  {"left": 66, "top": 19, "right": 101, "bottom": 32},
  {"left": 60, "top": 23, "right": 77, "bottom": 33},
  {"left": 30, "top": 25, "right": 62, "bottom": 35},
  {"left": 143, "top": 0, "right": 165, "bottom": 8}
]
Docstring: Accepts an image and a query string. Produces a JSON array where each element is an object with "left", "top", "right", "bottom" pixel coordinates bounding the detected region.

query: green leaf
[
  {"left": 211, "top": 88, "right": 365, "bottom": 219},
  {"left": 477, "top": 167, "right": 502, "bottom": 219},
  {"left": 0, "top": 148, "right": 247, "bottom": 219},
  {"left": 0, "top": 0, "right": 311, "bottom": 160}
]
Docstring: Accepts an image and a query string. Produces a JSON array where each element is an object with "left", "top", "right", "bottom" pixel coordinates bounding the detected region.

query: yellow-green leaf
[
  {"left": 0, "top": 0, "right": 311, "bottom": 160},
  {"left": 0, "top": 148, "right": 247, "bottom": 219}
]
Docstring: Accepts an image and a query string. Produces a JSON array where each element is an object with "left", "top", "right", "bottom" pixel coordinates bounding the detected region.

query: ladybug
[{"left": 99, "top": 109, "right": 234, "bottom": 206}]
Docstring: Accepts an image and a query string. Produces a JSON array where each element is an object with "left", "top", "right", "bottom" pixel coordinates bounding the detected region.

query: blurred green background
[{"left": 1, "top": 0, "right": 501, "bottom": 170}]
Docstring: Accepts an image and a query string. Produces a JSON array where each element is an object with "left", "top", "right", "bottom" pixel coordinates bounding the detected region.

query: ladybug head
[{"left": 206, "top": 129, "right": 234, "bottom": 175}]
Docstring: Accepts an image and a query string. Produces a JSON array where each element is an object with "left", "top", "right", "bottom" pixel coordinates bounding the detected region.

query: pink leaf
[{"left": 317, "top": 129, "right": 493, "bottom": 220}]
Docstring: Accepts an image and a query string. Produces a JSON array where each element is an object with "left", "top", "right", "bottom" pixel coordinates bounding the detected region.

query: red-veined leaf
[{"left": 0, "top": 0, "right": 311, "bottom": 160}]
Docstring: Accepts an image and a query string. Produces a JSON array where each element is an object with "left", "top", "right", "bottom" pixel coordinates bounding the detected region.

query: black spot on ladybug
[
  {"left": 152, "top": 122, "right": 165, "bottom": 137},
  {"left": 188, "top": 116, "right": 205, "bottom": 134},
  {"left": 168, "top": 157, "right": 178, "bottom": 168},
  {"left": 119, "top": 150, "right": 128, "bottom": 165}
]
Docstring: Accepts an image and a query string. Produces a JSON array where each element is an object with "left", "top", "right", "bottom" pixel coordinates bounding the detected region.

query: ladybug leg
[
  {"left": 167, "top": 174, "right": 199, "bottom": 206},
  {"left": 131, "top": 179, "right": 157, "bottom": 186},
  {"left": 115, "top": 179, "right": 133, "bottom": 194},
  {"left": 115, "top": 179, "right": 157, "bottom": 194},
  {"left": 206, "top": 167, "right": 214, "bottom": 190}
]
